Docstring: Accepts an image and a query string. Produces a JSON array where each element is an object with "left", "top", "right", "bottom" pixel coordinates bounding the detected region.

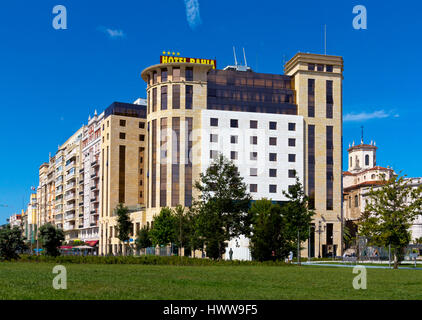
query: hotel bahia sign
[{"left": 160, "top": 52, "right": 217, "bottom": 69}]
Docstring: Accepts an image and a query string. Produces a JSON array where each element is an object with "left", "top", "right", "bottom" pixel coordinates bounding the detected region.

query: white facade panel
[{"left": 200, "top": 110, "right": 304, "bottom": 202}]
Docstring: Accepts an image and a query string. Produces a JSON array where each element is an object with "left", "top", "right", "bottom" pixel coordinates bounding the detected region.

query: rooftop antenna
[
  {"left": 324, "top": 24, "right": 327, "bottom": 55},
  {"left": 233, "top": 46, "right": 238, "bottom": 66},
  {"left": 361, "top": 126, "right": 364, "bottom": 144},
  {"left": 243, "top": 47, "right": 248, "bottom": 67}
]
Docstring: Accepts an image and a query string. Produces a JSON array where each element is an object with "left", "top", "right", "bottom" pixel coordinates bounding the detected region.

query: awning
[
  {"left": 85, "top": 240, "right": 99, "bottom": 247},
  {"left": 60, "top": 246, "right": 73, "bottom": 250}
]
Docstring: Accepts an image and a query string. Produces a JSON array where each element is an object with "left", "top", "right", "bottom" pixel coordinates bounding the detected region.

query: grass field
[{"left": 1, "top": 262, "right": 422, "bottom": 300}]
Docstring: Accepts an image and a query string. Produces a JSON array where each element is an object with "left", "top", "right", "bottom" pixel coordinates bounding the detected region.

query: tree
[
  {"left": 281, "top": 177, "right": 315, "bottom": 264},
  {"left": 150, "top": 207, "right": 176, "bottom": 247},
  {"left": 135, "top": 226, "right": 152, "bottom": 255},
  {"left": 115, "top": 203, "right": 132, "bottom": 255},
  {"left": 194, "top": 154, "right": 251, "bottom": 259},
  {"left": 248, "top": 199, "right": 286, "bottom": 261},
  {"left": 173, "top": 205, "right": 189, "bottom": 256},
  {"left": 0, "top": 226, "right": 27, "bottom": 260},
  {"left": 185, "top": 207, "right": 204, "bottom": 258},
  {"left": 359, "top": 174, "right": 422, "bottom": 269},
  {"left": 38, "top": 223, "right": 64, "bottom": 257}
]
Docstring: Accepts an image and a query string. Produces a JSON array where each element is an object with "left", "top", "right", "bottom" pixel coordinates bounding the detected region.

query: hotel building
[
  {"left": 136, "top": 52, "right": 344, "bottom": 258},
  {"left": 34, "top": 52, "right": 344, "bottom": 258}
]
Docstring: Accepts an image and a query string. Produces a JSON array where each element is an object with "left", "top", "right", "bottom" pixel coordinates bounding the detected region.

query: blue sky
[{"left": 0, "top": 0, "right": 421, "bottom": 223}]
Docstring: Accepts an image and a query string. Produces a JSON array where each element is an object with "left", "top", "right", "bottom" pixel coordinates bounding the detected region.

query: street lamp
[{"left": 316, "top": 220, "right": 326, "bottom": 259}]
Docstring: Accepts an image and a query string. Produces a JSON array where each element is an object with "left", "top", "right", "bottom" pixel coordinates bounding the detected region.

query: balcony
[
  {"left": 65, "top": 213, "right": 75, "bottom": 220},
  {"left": 90, "top": 172, "right": 98, "bottom": 178},
  {"left": 79, "top": 179, "right": 84, "bottom": 184},
  {"left": 65, "top": 150, "right": 77, "bottom": 161},
  {"left": 90, "top": 184, "right": 98, "bottom": 190},
  {"left": 63, "top": 225, "right": 75, "bottom": 231},
  {"left": 65, "top": 204, "right": 75, "bottom": 211},
  {"left": 79, "top": 213, "right": 83, "bottom": 217},
  {"left": 65, "top": 193, "right": 76, "bottom": 201},
  {"left": 91, "top": 160, "right": 98, "bottom": 167},
  {"left": 55, "top": 214, "right": 63, "bottom": 220},
  {"left": 90, "top": 209, "right": 98, "bottom": 214},
  {"left": 65, "top": 161, "right": 76, "bottom": 170},
  {"left": 65, "top": 182, "right": 76, "bottom": 191},
  {"left": 55, "top": 208, "right": 63, "bottom": 215},
  {"left": 79, "top": 168, "right": 84, "bottom": 173},
  {"left": 79, "top": 190, "right": 84, "bottom": 195}
]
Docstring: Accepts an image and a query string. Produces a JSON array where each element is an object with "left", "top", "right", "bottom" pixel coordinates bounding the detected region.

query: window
[
  {"left": 326, "top": 80, "right": 333, "bottom": 119},
  {"left": 231, "top": 135, "right": 238, "bottom": 144},
  {"left": 250, "top": 136, "right": 257, "bottom": 145},
  {"left": 230, "top": 119, "right": 238, "bottom": 128},
  {"left": 355, "top": 195, "right": 359, "bottom": 207},
  {"left": 250, "top": 152, "right": 258, "bottom": 160},
  {"left": 152, "top": 87, "right": 157, "bottom": 112},
  {"left": 139, "top": 135, "right": 145, "bottom": 141},
  {"left": 161, "top": 68, "right": 168, "bottom": 82},
  {"left": 288, "top": 169, "right": 296, "bottom": 178},
  {"left": 288, "top": 138, "right": 296, "bottom": 147},
  {"left": 250, "top": 184, "right": 258, "bottom": 193},
  {"left": 210, "top": 118, "right": 218, "bottom": 127},
  {"left": 172, "top": 85, "right": 180, "bottom": 109},
  {"left": 210, "top": 150, "right": 218, "bottom": 159},
  {"left": 250, "top": 168, "right": 258, "bottom": 176},
  {"left": 120, "top": 120, "right": 126, "bottom": 127},
  {"left": 185, "top": 85, "right": 193, "bottom": 109},
  {"left": 326, "top": 65, "right": 333, "bottom": 72},
  {"left": 269, "top": 121, "right": 277, "bottom": 130},
  {"left": 326, "top": 126, "right": 334, "bottom": 210},
  {"left": 269, "top": 153, "right": 277, "bottom": 162},
  {"left": 153, "top": 71, "right": 157, "bottom": 84},
  {"left": 185, "top": 67, "right": 193, "bottom": 81},
  {"left": 231, "top": 151, "right": 238, "bottom": 160},
  {"left": 308, "top": 79, "right": 315, "bottom": 118},
  {"left": 288, "top": 123, "right": 296, "bottom": 131},
  {"left": 317, "top": 64, "right": 324, "bottom": 71},
  {"left": 118, "top": 146, "right": 126, "bottom": 203},
  {"left": 250, "top": 120, "right": 258, "bottom": 129},
  {"left": 288, "top": 154, "right": 296, "bottom": 162},
  {"left": 371, "top": 174, "right": 376, "bottom": 179},
  {"left": 119, "top": 132, "right": 126, "bottom": 139},
  {"left": 365, "top": 155, "right": 370, "bottom": 166},
  {"left": 210, "top": 134, "right": 218, "bottom": 143},
  {"left": 172, "top": 117, "right": 180, "bottom": 207},
  {"left": 269, "top": 169, "right": 277, "bottom": 177},
  {"left": 269, "top": 185, "right": 277, "bottom": 193},
  {"left": 139, "top": 122, "right": 145, "bottom": 129},
  {"left": 172, "top": 67, "right": 180, "bottom": 81},
  {"left": 269, "top": 137, "right": 277, "bottom": 146},
  {"left": 308, "top": 64, "right": 315, "bottom": 71},
  {"left": 161, "top": 85, "right": 168, "bottom": 110}
]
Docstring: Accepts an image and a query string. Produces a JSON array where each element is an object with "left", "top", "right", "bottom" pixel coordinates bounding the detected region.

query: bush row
[{"left": 15, "top": 254, "right": 299, "bottom": 267}]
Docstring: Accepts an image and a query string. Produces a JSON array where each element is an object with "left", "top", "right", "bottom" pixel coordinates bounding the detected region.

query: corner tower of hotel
[{"left": 285, "top": 53, "right": 344, "bottom": 257}]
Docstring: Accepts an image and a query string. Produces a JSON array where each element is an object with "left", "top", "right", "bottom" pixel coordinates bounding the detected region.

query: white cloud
[
  {"left": 344, "top": 110, "right": 399, "bottom": 122},
  {"left": 98, "top": 26, "right": 126, "bottom": 39},
  {"left": 184, "top": 0, "right": 202, "bottom": 30}
]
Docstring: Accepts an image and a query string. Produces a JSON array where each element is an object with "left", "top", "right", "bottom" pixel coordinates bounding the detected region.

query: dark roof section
[
  {"left": 348, "top": 144, "right": 378, "bottom": 152},
  {"left": 104, "top": 102, "right": 147, "bottom": 119}
]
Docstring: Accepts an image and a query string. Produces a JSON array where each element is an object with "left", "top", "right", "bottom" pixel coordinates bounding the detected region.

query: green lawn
[{"left": 1, "top": 262, "right": 421, "bottom": 300}]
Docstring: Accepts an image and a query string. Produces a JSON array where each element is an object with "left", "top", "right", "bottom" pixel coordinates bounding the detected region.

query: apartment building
[{"left": 80, "top": 111, "right": 104, "bottom": 245}]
